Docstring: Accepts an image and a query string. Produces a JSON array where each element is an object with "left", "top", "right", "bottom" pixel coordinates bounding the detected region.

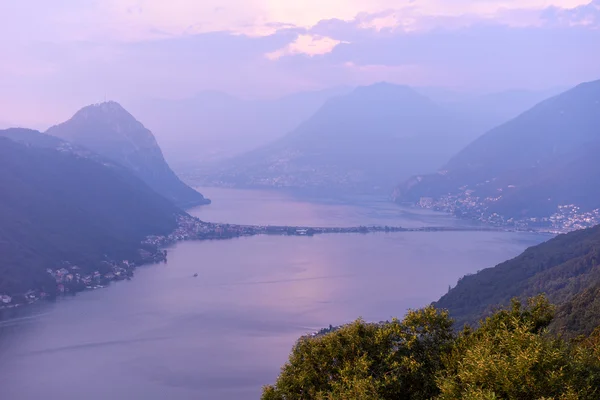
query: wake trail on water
[{"left": 0, "top": 312, "right": 53, "bottom": 326}]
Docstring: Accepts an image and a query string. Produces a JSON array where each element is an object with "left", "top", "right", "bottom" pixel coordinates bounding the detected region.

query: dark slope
[
  {"left": 199, "top": 83, "right": 477, "bottom": 194},
  {"left": 0, "top": 128, "right": 66, "bottom": 148},
  {"left": 553, "top": 283, "right": 600, "bottom": 338},
  {"left": 395, "top": 79, "right": 600, "bottom": 220},
  {"left": 0, "top": 137, "right": 183, "bottom": 296},
  {"left": 46, "top": 102, "right": 209, "bottom": 208},
  {"left": 0, "top": 128, "right": 113, "bottom": 165},
  {"left": 435, "top": 224, "right": 600, "bottom": 333}
]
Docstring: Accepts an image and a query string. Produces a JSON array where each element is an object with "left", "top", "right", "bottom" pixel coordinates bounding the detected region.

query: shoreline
[
  {"left": 0, "top": 216, "right": 552, "bottom": 312},
  {"left": 143, "top": 214, "right": 536, "bottom": 249}
]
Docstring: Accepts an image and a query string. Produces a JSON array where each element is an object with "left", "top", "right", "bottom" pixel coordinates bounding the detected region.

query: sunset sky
[{"left": 1, "top": 0, "right": 599, "bottom": 127}]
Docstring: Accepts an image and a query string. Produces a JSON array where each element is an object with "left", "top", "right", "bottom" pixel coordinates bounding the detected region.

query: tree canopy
[{"left": 263, "top": 296, "right": 600, "bottom": 400}]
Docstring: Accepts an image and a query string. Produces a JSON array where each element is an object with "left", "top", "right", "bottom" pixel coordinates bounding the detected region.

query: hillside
[
  {"left": 0, "top": 137, "right": 183, "bottom": 297},
  {"left": 394, "top": 79, "right": 600, "bottom": 230},
  {"left": 197, "top": 83, "right": 477, "bottom": 194},
  {"left": 0, "top": 128, "right": 115, "bottom": 164},
  {"left": 435, "top": 224, "right": 600, "bottom": 336},
  {"left": 0, "top": 128, "right": 66, "bottom": 148},
  {"left": 46, "top": 101, "right": 209, "bottom": 208}
]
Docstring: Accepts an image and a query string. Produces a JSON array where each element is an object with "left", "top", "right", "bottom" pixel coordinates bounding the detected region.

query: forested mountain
[
  {"left": 0, "top": 137, "right": 183, "bottom": 297},
  {"left": 394, "top": 79, "right": 600, "bottom": 226},
  {"left": 197, "top": 83, "right": 478, "bottom": 194},
  {"left": 435, "top": 223, "right": 600, "bottom": 336},
  {"left": 46, "top": 101, "right": 209, "bottom": 208}
]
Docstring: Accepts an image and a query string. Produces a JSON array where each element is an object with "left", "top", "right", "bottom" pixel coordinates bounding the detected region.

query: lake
[{"left": 0, "top": 188, "right": 548, "bottom": 400}]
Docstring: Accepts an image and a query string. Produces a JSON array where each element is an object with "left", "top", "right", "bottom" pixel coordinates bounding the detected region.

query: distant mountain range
[
  {"left": 0, "top": 135, "right": 183, "bottom": 297},
  {"left": 416, "top": 87, "right": 564, "bottom": 135},
  {"left": 394, "top": 79, "right": 600, "bottom": 230},
  {"left": 130, "top": 87, "right": 353, "bottom": 167},
  {"left": 130, "top": 86, "right": 557, "bottom": 174},
  {"left": 46, "top": 102, "right": 209, "bottom": 208},
  {"left": 435, "top": 223, "right": 600, "bottom": 338},
  {"left": 194, "top": 82, "right": 482, "bottom": 194}
]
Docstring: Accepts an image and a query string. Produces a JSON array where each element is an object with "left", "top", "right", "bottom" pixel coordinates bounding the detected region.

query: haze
[
  {"left": 2, "top": 0, "right": 599, "bottom": 127},
  {"left": 3, "top": 2, "right": 600, "bottom": 399}
]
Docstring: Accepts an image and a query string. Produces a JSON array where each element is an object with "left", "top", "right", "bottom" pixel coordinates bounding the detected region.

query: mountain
[
  {"left": 416, "top": 87, "right": 562, "bottom": 135},
  {"left": 46, "top": 101, "right": 209, "bottom": 208},
  {"left": 0, "top": 128, "right": 67, "bottom": 148},
  {"left": 0, "top": 135, "right": 183, "bottom": 297},
  {"left": 196, "top": 83, "right": 478, "bottom": 194},
  {"left": 130, "top": 86, "right": 353, "bottom": 169},
  {"left": 435, "top": 224, "right": 600, "bottom": 337},
  {"left": 394, "top": 79, "right": 600, "bottom": 230}
]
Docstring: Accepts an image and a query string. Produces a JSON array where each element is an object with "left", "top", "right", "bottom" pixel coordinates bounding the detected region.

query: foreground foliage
[{"left": 262, "top": 296, "right": 600, "bottom": 400}]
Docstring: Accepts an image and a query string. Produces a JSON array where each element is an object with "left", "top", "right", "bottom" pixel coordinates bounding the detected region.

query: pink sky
[{"left": 1, "top": 0, "right": 598, "bottom": 127}]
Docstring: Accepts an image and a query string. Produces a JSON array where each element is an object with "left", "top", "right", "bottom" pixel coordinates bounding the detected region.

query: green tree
[
  {"left": 437, "top": 296, "right": 600, "bottom": 400},
  {"left": 261, "top": 306, "right": 454, "bottom": 400},
  {"left": 263, "top": 296, "right": 600, "bottom": 400}
]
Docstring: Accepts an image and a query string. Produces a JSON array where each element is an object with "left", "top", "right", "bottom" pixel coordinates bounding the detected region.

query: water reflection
[{"left": 0, "top": 189, "right": 548, "bottom": 400}]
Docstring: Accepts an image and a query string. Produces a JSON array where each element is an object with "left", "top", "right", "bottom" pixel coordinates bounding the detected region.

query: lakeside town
[
  {"left": 0, "top": 249, "right": 167, "bottom": 311},
  {"left": 416, "top": 190, "right": 600, "bottom": 234}
]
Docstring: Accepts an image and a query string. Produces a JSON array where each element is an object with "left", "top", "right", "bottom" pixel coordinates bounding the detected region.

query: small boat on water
[{"left": 193, "top": 273, "right": 198, "bottom": 278}]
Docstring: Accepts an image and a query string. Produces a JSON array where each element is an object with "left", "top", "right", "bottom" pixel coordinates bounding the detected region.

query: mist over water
[{"left": 0, "top": 189, "right": 546, "bottom": 399}]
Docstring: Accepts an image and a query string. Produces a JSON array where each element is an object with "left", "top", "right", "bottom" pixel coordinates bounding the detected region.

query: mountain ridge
[
  {"left": 131, "top": 86, "right": 353, "bottom": 166},
  {"left": 394, "top": 79, "right": 600, "bottom": 230},
  {"left": 196, "top": 82, "right": 480, "bottom": 194},
  {"left": 46, "top": 101, "right": 209, "bottom": 208}
]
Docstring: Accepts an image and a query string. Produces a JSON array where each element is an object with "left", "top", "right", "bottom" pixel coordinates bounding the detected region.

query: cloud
[
  {"left": 101, "top": 0, "right": 593, "bottom": 40},
  {"left": 0, "top": 0, "right": 598, "bottom": 128},
  {"left": 0, "top": 0, "right": 593, "bottom": 45},
  {"left": 542, "top": 0, "right": 600, "bottom": 26},
  {"left": 266, "top": 35, "right": 347, "bottom": 60}
]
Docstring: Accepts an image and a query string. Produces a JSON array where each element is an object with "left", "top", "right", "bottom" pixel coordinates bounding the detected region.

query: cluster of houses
[
  {"left": 418, "top": 189, "right": 600, "bottom": 233},
  {"left": 0, "top": 290, "right": 44, "bottom": 308},
  {"left": 48, "top": 261, "right": 135, "bottom": 294},
  {"left": 0, "top": 260, "right": 141, "bottom": 309},
  {"left": 548, "top": 205, "right": 600, "bottom": 233}
]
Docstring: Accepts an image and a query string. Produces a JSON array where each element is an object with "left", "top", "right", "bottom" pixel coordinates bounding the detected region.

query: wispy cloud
[
  {"left": 266, "top": 35, "right": 347, "bottom": 60},
  {"left": 1, "top": 0, "right": 593, "bottom": 44},
  {"left": 0, "top": 0, "right": 598, "bottom": 127}
]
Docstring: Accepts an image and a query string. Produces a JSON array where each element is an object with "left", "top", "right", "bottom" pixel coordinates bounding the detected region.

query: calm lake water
[{"left": 0, "top": 188, "right": 548, "bottom": 400}]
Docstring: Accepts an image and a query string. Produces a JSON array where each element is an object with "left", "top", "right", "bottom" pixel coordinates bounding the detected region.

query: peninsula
[{"left": 143, "top": 215, "right": 507, "bottom": 248}]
